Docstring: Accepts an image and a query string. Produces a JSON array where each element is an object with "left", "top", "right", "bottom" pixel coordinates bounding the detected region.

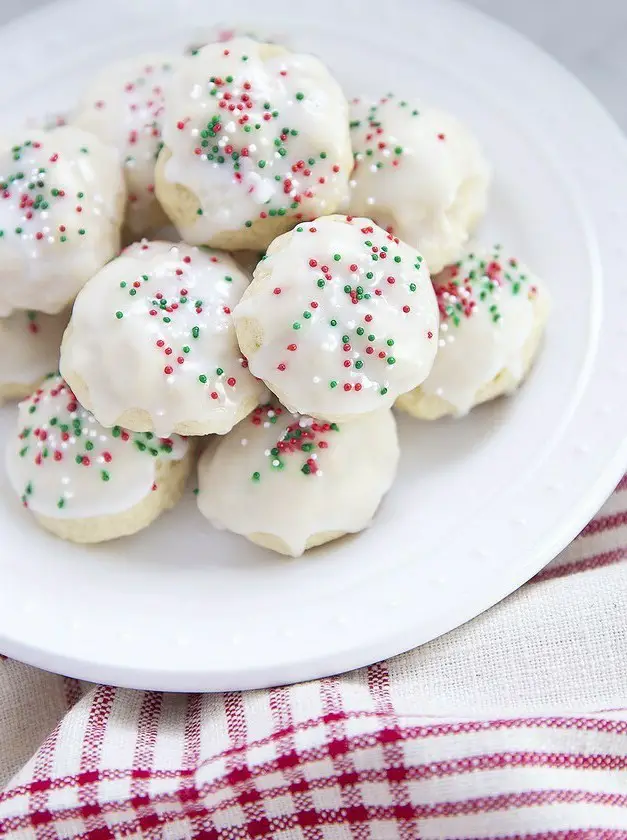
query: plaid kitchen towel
[{"left": 0, "top": 476, "right": 625, "bottom": 838}]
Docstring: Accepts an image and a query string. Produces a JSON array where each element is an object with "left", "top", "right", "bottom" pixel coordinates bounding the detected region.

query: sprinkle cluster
[
  {"left": 0, "top": 137, "right": 91, "bottom": 243},
  {"left": 173, "top": 44, "right": 344, "bottom": 226},
  {"left": 247, "top": 404, "right": 340, "bottom": 481},
  {"left": 16, "top": 375, "right": 174, "bottom": 510},
  {"left": 350, "top": 94, "right": 434, "bottom": 175},
  {"left": 113, "top": 244, "right": 246, "bottom": 400},
  {"left": 435, "top": 246, "right": 538, "bottom": 327},
  {"left": 269, "top": 219, "right": 428, "bottom": 396}
]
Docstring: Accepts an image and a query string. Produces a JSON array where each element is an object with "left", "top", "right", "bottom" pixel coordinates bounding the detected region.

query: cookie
[
  {"left": 60, "top": 240, "right": 264, "bottom": 436},
  {"left": 348, "top": 95, "right": 490, "bottom": 273},
  {"left": 0, "top": 309, "right": 69, "bottom": 403},
  {"left": 0, "top": 126, "right": 126, "bottom": 315},
  {"left": 233, "top": 215, "right": 438, "bottom": 422},
  {"left": 6, "top": 374, "right": 193, "bottom": 543},
  {"left": 74, "top": 54, "right": 177, "bottom": 235},
  {"left": 396, "top": 245, "right": 550, "bottom": 419},
  {"left": 155, "top": 38, "right": 352, "bottom": 250}
]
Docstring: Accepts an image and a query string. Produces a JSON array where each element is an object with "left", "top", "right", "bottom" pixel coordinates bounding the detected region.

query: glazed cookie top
[
  {"left": 0, "top": 126, "right": 124, "bottom": 315},
  {"left": 348, "top": 95, "right": 490, "bottom": 272},
  {"left": 160, "top": 38, "right": 350, "bottom": 242},
  {"left": 0, "top": 309, "right": 69, "bottom": 387},
  {"left": 61, "top": 240, "right": 264, "bottom": 436},
  {"left": 422, "top": 245, "right": 549, "bottom": 414},
  {"left": 74, "top": 54, "right": 176, "bottom": 233},
  {"left": 6, "top": 374, "right": 188, "bottom": 520},
  {"left": 197, "top": 402, "right": 399, "bottom": 556},
  {"left": 233, "top": 215, "right": 438, "bottom": 419}
]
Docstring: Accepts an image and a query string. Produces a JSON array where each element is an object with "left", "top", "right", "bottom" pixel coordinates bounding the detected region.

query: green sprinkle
[
  {"left": 333, "top": 254, "right": 341, "bottom": 262},
  {"left": 330, "top": 319, "right": 337, "bottom": 327},
  {"left": 216, "top": 367, "right": 224, "bottom": 376},
  {"left": 387, "top": 356, "right": 396, "bottom": 365},
  {"left": 303, "top": 311, "right": 311, "bottom": 319},
  {"left": 387, "top": 339, "right": 394, "bottom": 346},
  {"left": 115, "top": 311, "right": 123, "bottom": 319},
  {"left": 252, "top": 471, "right": 261, "bottom": 482},
  {"left": 380, "top": 387, "right": 388, "bottom": 395},
  {"left": 296, "top": 92, "right": 305, "bottom": 101},
  {"left": 329, "top": 380, "right": 337, "bottom": 388},
  {"left": 292, "top": 322, "right": 301, "bottom": 330},
  {"left": 355, "top": 360, "right": 364, "bottom": 369},
  {"left": 101, "top": 470, "right": 110, "bottom": 482},
  {"left": 394, "top": 256, "right": 401, "bottom": 263}
]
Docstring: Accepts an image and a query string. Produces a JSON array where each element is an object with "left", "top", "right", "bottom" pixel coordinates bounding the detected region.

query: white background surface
[{"left": 4, "top": 0, "right": 627, "bottom": 130}]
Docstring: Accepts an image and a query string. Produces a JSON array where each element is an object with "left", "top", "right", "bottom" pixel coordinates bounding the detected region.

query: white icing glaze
[
  {"left": 0, "top": 309, "right": 69, "bottom": 387},
  {"left": 74, "top": 54, "right": 176, "bottom": 234},
  {"left": 348, "top": 95, "right": 490, "bottom": 273},
  {"left": 420, "top": 245, "right": 549, "bottom": 414},
  {"left": 233, "top": 215, "right": 438, "bottom": 419},
  {"left": 197, "top": 403, "right": 399, "bottom": 556},
  {"left": 161, "top": 38, "right": 350, "bottom": 242},
  {"left": 6, "top": 374, "right": 188, "bottom": 520},
  {"left": 60, "top": 240, "right": 264, "bottom": 436},
  {"left": 0, "top": 126, "right": 125, "bottom": 315},
  {"left": 184, "top": 24, "right": 289, "bottom": 56}
]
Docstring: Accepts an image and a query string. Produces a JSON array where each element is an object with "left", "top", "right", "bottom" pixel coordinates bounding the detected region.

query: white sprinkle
[{"left": 240, "top": 438, "right": 248, "bottom": 447}]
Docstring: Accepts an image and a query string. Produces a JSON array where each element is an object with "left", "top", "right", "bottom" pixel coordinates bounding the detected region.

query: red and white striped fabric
[{"left": 0, "top": 477, "right": 626, "bottom": 838}]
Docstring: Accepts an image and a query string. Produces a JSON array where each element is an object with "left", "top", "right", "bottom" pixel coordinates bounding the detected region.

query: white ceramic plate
[{"left": 1, "top": 0, "right": 626, "bottom": 692}]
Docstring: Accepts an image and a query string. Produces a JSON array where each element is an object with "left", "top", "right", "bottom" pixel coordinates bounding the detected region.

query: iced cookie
[
  {"left": 348, "top": 95, "right": 490, "bottom": 273},
  {"left": 233, "top": 215, "right": 438, "bottom": 422},
  {"left": 396, "top": 245, "right": 550, "bottom": 419},
  {"left": 0, "top": 126, "right": 126, "bottom": 315},
  {"left": 6, "top": 374, "right": 192, "bottom": 543},
  {"left": 197, "top": 402, "right": 399, "bottom": 557},
  {"left": 60, "top": 240, "right": 264, "bottom": 437},
  {"left": 155, "top": 38, "right": 352, "bottom": 250},
  {"left": 0, "top": 309, "right": 69, "bottom": 403},
  {"left": 74, "top": 54, "right": 176, "bottom": 235}
]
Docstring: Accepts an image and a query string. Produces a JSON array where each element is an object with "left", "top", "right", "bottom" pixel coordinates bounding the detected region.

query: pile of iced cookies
[{"left": 1, "top": 34, "right": 550, "bottom": 556}]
